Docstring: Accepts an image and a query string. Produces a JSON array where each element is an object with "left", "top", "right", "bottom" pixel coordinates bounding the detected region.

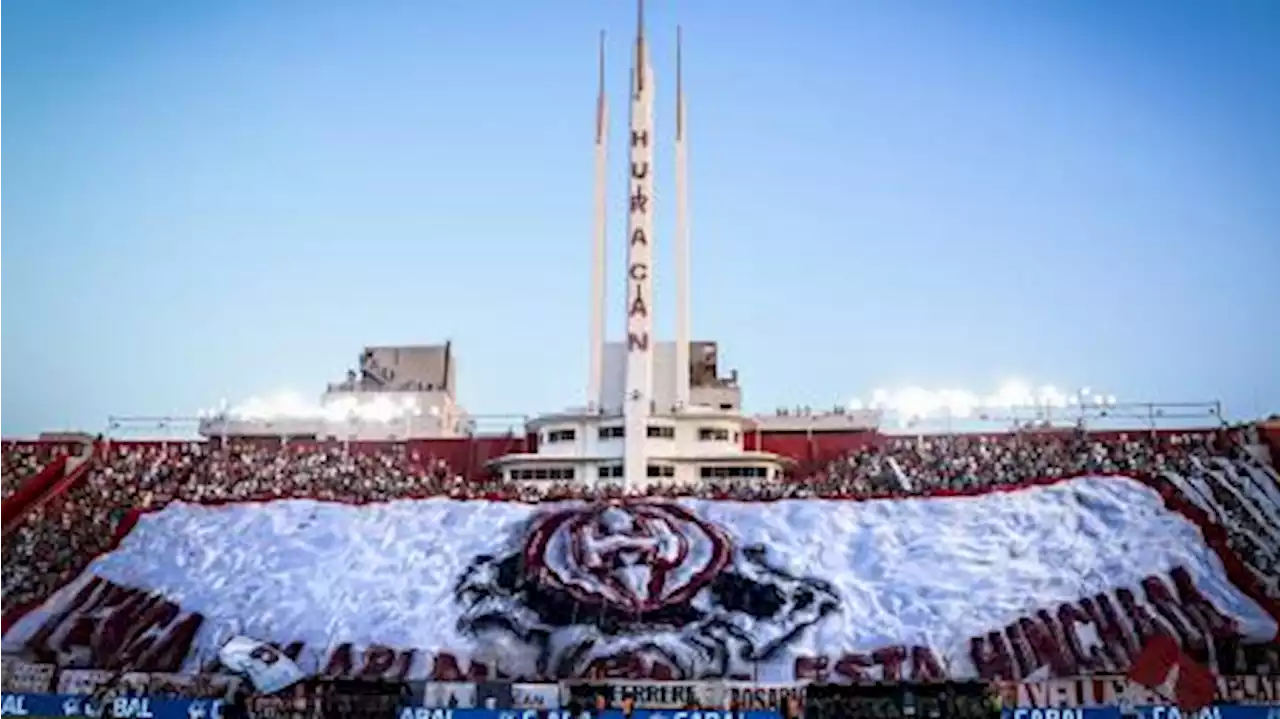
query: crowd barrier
[
  {"left": 400, "top": 712, "right": 782, "bottom": 719},
  {"left": 3, "top": 697, "right": 1280, "bottom": 719},
  {"left": 1002, "top": 711, "right": 1279, "bottom": 719},
  {"left": 0, "top": 662, "right": 238, "bottom": 699},
  {"left": 4, "top": 661, "right": 1279, "bottom": 719},
  {"left": 999, "top": 676, "right": 1280, "bottom": 708},
  {"left": 406, "top": 675, "right": 1277, "bottom": 710},
  {"left": 0, "top": 693, "right": 223, "bottom": 719}
]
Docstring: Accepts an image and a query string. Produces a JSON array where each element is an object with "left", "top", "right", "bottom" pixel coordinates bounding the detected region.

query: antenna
[
  {"left": 635, "top": 0, "right": 646, "bottom": 93},
  {"left": 674, "top": 23, "right": 691, "bottom": 408},
  {"left": 596, "top": 30, "right": 607, "bottom": 143},
  {"left": 588, "top": 28, "right": 610, "bottom": 410},
  {"left": 676, "top": 25, "right": 683, "bottom": 140}
]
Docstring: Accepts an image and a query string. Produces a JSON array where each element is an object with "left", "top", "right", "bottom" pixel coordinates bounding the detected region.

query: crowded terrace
[{"left": 1, "top": 443, "right": 69, "bottom": 500}]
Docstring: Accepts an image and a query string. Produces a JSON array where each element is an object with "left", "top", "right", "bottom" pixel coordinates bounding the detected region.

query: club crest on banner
[{"left": 455, "top": 501, "right": 841, "bottom": 679}]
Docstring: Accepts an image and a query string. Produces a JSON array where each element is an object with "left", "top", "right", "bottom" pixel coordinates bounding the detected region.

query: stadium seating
[{"left": 1, "top": 442, "right": 71, "bottom": 501}]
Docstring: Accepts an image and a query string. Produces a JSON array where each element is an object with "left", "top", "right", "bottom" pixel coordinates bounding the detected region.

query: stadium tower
[
  {"left": 191, "top": 0, "right": 879, "bottom": 464},
  {"left": 620, "top": 0, "right": 659, "bottom": 485},
  {"left": 488, "top": 0, "right": 788, "bottom": 488}
]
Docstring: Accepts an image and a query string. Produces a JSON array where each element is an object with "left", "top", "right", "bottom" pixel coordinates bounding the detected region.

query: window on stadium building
[
  {"left": 699, "top": 466, "right": 769, "bottom": 480},
  {"left": 546, "top": 428, "right": 576, "bottom": 443},
  {"left": 698, "top": 427, "right": 731, "bottom": 442},
  {"left": 647, "top": 425, "right": 675, "bottom": 439},
  {"left": 646, "top": 464, "right": 675, "bottom": 478},
  {"left": 511, "top": 467, "right": 576, "bottom": 481},
  {"left": 598, "top": 464, "right": 624, "bottom": 479},
  {"left": 598, "top": 425, "right": 625, "bottom": 439}
]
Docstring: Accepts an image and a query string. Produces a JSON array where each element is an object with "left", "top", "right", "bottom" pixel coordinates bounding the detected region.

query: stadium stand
[{"left": 2, "top": 442, "right": 71, "bottom": 500}]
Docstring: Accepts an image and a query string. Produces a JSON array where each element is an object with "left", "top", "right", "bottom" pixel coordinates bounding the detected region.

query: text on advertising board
[
  {"left": 0, "top": 694, "right": 224, "bottom": 719},
  {"left": 395, "top": 712, "right": 779, "bottom": 719},
  {"left": 1005, "top": 675, "right": 1280, "bottom": 707},
  {"left": 1005, "top": 710, "right": 1280, "bottom": 719}
]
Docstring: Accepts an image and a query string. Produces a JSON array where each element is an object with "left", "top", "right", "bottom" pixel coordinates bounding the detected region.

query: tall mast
[
  {"left": 588, "top": 31, "right": 608, "bottom": 412},
  {"left": 623, "top": 0, "right": 655, "bottom": 486},
  {"left": 674, "top": 25, "right": 691, "bottom": 410}
]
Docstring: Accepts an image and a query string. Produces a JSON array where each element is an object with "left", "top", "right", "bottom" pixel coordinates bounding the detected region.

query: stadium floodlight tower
[{"left": 488, "top": 1, "right": 788, "bottom": 489}]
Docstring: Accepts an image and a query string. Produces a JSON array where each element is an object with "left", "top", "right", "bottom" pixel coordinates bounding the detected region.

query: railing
[{"left": 4, "top": 660, "right": 1279, "bottom": 708}]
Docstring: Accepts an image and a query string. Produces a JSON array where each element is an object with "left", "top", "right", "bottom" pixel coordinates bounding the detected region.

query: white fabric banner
[
  {"left": 216, "top": 635, "right": 306, "bottom": 694},
  {"left": 5, "top": 477, "right": 1276, "bottom": 681}
]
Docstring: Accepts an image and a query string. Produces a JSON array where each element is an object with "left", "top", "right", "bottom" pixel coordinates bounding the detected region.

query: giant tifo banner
[{"left": 3, "top": 476, "right": 1277, "bottom": 682}]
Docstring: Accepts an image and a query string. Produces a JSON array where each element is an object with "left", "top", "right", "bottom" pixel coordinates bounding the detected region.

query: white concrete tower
[
  {"left": 673, "top": 25, "right": 691, "bottom": 410},
  {"left": 588, "top": 31, "right": 608, "bottom": 412},
  {"left": 623, "top": 0, "right": 656, "bottom": 484}
]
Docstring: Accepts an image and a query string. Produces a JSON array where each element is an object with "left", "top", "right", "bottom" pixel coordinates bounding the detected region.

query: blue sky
[{"left": 4, "top": 0, "right": 1279, "bottom": 436}]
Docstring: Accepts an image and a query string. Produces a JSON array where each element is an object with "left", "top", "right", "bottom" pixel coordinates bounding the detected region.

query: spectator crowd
[
  {"left": 3, "top": 427, "right": 1278, "bottom": 661},
  {"left": 1, "top": 442, "right": 69, "bottom": 500}
]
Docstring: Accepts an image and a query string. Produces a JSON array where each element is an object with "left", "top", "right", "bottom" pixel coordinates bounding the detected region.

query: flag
[
  {"left": 1127, "top": 635, "right": 1216, "bottom": 711},
  {"left": 1174, "top": 655, "right": 1216, "bottom": 710},
  {"left": 217, "top": 636, "right": 306, "bottom": 695}
]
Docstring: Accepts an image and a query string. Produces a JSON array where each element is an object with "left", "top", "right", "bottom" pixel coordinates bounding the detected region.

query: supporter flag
[
  {"left": 1126, "top": 635, "right": 1216, "bottom": 711},
  {"left": 216, "top": 636, "right": 306, "bottom": 695}
]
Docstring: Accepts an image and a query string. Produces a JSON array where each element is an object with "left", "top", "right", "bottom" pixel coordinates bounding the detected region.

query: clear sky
[{"left": 4, "top": 0, "right": 1279, "bottom": 436}]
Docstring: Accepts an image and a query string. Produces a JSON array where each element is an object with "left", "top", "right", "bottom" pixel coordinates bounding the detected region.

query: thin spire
[
  {"left": 635, "top": 0, "right": 646, "bottom": 93},
  {"left": 674, "top": 24, "right": 691, "bottom": 409},
  {"left": 588, "top": 30, "right": 609, "bottom": 411},
  {"left": 676, "top": 25, "right": 684, "bottom": 140},
  {"left": 596, "top": 30, "right": 607, "bottom": 143}
]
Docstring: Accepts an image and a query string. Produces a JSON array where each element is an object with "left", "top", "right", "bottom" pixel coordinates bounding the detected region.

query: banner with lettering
[
  {"left": 1005, "top": 676, "right": 1280, "bottom": 708},
  {"left": 721, "top": 683, "right": 807, "bottom": 711},
  {"left": 510, "top": 683, "right": 560, "bottom": 709},
  {"left": 1135, "top": 710, "right": 1280, "bottom": 719},
  {"left": 0, "top": 694, "right": 225, "bottom": 719},
  {"left": 559, "top": 680, "right": 714, "bottom": 708},
  {"left": 394, "top": 711, "right": 783, "bottom": 719},
  {"left": 7, "top": 695, "right": 1278, "bottom": 719},
  {"left": 554, "top": 681, "right": 804, "bottom": 711},
  {"left": 0, "top": 660, "right": 54, "bottom": 693},
  {"left": 8, "top": 481, "right": 1276, "bottom": 682},
  {"left": 54, "top": 669, "right": 241, "bottom": 698},
  {"left": 420, "top": 682, "right": 478, "bottom": 708},
  {"left": 1004, "top": 710, "right": 1280, "bottom": 719},
  {"left": 55, "top": 670, "right": 170, "bottom": 696}
]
